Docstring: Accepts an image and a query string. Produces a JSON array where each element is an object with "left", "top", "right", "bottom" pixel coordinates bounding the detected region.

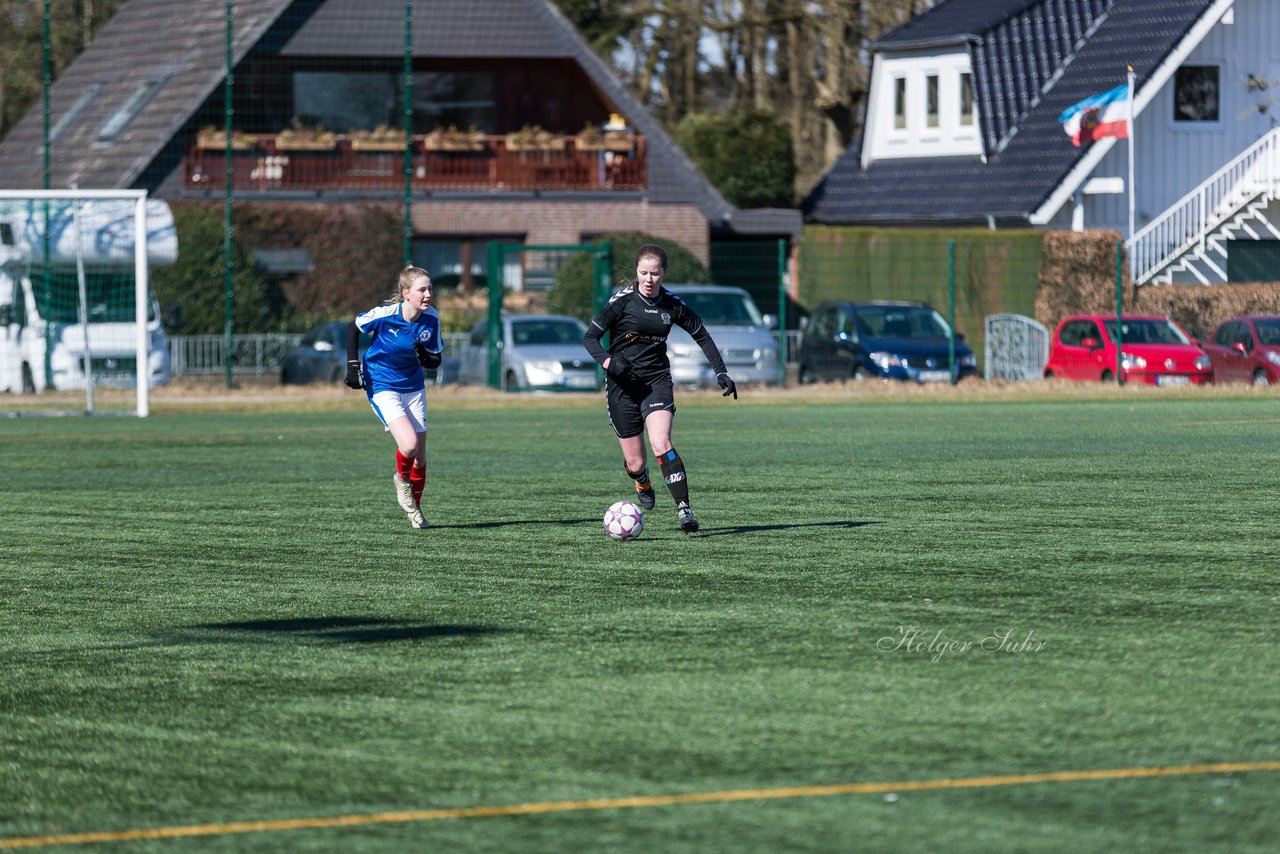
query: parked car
[
  {"left": 1200, "top": 315, "right": 1280, "bottom": 386},
  {"left": 460, "top": 314, "right": 597, "bottom": 391},
  {"left": 1044, "top": 314, "right": 1212, "bottom": 385},
  {"left": 281, "top": 321, "right": 460, "bottom": 386},
  {"left": 663, "top": 285, "right": 783, "bottom": 387},
  {"left": 796, "top": 300, "right": 977, "bottom": 384}
]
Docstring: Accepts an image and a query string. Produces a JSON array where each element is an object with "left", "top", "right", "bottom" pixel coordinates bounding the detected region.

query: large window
[
  {"left": 412, "top": 72, "right": 496, "bottom": 133},
  {"left": 293, "top": 71, "right": 398, "bottom": 131},
  {"left": 1174, "top": 65, "right": 1220, "bottom": 123}
]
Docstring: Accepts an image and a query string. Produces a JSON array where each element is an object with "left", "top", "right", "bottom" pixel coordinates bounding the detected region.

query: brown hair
[
  {"left": 634, "top": 244, "right": 668, "bottom": 272},
  {"left": 390, "top": 265, "right": 430, "bottom": 301}
]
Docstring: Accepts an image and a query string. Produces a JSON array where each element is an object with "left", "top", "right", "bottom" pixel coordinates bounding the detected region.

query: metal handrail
[{"left": 1128, "top": 127, "right": 1280, "bottom": 284}]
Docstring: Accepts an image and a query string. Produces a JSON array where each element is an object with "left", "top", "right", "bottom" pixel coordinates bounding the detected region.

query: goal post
[{"left": 0, "top": 189, "right": 170, "bottom": 417}]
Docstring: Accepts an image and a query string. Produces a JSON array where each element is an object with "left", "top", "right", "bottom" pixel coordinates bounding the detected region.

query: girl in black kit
[{"left": 583, "top": 244, "right": 738, "bottom": 533}]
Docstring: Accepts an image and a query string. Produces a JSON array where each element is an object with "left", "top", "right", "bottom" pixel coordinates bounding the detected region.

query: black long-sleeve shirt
[{"left": 583, "top": 286, "right": 727, "bottom": 384}]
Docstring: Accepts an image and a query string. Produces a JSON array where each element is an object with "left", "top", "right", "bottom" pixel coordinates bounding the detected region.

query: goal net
[{"left": 0, "top": 189, "right": 174, "bottom": 417}]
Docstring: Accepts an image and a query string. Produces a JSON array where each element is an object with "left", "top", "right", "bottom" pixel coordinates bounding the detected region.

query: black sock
[{"left": 657, "top": 449, "right": 689, "bottom": 505}]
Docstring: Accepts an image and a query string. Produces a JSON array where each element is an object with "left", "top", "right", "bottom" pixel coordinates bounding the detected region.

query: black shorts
[{"left": 605, "top": 375, "right": 676, "bottom": 438}]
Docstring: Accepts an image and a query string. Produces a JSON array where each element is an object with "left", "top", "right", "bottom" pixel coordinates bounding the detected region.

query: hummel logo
[{"left": 649, "top": 402, "right": 665, "bottom": 408}]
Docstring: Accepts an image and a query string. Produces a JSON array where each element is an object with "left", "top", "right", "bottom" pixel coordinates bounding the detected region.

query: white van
[{"left": 0, "top": 199, "right": 175, "bottom": 393}]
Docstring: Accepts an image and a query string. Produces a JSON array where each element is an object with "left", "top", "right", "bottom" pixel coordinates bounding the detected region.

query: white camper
[{"left": 0, "top": 198, "right": 176, "bottom": 393}]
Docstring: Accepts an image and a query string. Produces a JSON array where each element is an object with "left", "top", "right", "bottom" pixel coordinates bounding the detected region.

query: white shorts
[{"left": 369, "top": 389, "right": 427, "bottom": 433}]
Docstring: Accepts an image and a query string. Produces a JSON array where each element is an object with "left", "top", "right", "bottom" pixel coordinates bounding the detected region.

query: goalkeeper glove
[
  {"left": 716, "top": 372, "right": 738, "bottom": 399},
  {"left": 343, "top": 360, "right": 363, "bottom": 389},
  {"left": 606, "top": 353, "right": 631, "bottom": 379},
  {"left": 414, "top": 341, "right": 442, "bottom": 369}
]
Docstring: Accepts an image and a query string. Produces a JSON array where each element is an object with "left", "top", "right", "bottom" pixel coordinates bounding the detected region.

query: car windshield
[
  {"left": 511, "top": 319, "right": 583, "bottom": 346},
  {"left": 1103, "top": 319, "right": 1189, "bottom": 345},
  {"left": 1255, "top": 318, "right": 1280, "bottom": 345},
  {"left": 673, "top": 292, "right": 765, "bottom": 326},
  {"left": 856, "top": 307, "right": 951, "bottom": 339}
]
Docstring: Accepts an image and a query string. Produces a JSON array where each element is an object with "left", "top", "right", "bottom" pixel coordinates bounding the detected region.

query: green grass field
[{"left": 2, "top": 387, "right": 1279, "bottom": 851}]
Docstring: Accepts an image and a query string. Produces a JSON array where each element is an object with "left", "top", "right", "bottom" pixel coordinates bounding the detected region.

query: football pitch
[{"left": 2, "top": 387, "right": 1278, "bottom": 851}]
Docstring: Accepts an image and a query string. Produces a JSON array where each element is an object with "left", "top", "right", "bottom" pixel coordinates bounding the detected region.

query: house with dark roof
[
  {"left": 0, "top": 0, "right": 799, "bottom": 289},
  {"left": 803, "top": 0, "right": 1280, "bottom": 285}
]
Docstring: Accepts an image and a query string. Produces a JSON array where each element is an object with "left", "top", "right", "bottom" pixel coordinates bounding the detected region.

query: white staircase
[{"left": 1129, "top": 127, "right": 1280, "bottom": 285}]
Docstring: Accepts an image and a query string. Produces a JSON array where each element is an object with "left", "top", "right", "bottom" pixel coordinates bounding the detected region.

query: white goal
[{"left": 0, "top": 189, "right": 175, "bottom": 417}]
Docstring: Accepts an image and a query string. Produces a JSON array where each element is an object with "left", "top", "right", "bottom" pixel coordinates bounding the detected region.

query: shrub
[
  {"left": 546, "top": 232, "right": 710, "bottom": 322},
  {"left": 152, "top": 204, "right": 276, "bottom": 335},
  {"left": 674, "top": 110, "right": 796, "bottom": 208}
]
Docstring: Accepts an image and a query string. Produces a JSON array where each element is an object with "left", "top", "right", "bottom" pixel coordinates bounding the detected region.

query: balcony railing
[{"left": 183, "top": 133, "right": 647, "bottom": 193}]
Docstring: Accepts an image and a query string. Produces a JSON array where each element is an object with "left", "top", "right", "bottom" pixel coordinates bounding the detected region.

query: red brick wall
[{"left": 410, "top": 201, "right": 710, "bottom": 263}]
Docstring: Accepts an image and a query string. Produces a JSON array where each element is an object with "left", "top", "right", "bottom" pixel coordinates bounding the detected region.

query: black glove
[
  {"left": 606, "top": 352, "right": 631, "bottom": 379},
  {"left": 717, "top": 372, "right": 738, "bottom": 399},
  {"left": 343, "top": 360, "right": 363, "bottom": 389},
  {"left": 414, "top": 341, "right": 442, "bottom": 369}
]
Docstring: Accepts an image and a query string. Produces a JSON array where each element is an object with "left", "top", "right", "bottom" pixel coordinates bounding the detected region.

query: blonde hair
[{"left": 390, "top": 265, "right": 430, "bottom": 302}]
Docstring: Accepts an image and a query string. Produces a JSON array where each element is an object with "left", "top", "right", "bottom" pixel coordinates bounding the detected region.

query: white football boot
[{"left": 393, "top": 474, "right": 416, "bottom": 513}]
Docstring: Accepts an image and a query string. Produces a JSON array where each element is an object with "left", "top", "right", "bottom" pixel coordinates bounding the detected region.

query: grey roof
[
  {"left": 0, "top": 0, "right": 735, "bottom": 227},
  {"left": 803, "top": 0, "right": 1216, "bottom": 225},
  {"left": 874, "top": 0, "right": 1059, "bottom": 48}
]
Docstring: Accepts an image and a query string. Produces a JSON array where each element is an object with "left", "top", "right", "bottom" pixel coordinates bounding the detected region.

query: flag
[{"left": 1059, "top": 83, "right": 1131, "bottom": 147}]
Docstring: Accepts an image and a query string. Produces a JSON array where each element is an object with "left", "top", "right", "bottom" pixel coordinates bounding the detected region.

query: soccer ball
[{"left": 603, "top": 500, "right": 644, "bottom": 540}]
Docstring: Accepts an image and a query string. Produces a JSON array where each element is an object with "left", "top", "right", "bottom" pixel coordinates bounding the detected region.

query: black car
[
  {"left": 797, "top": 301, "right": 977, "bottom": 384},
  {"left": 280, "top": 321, "right": 460, "bottom": 386}
]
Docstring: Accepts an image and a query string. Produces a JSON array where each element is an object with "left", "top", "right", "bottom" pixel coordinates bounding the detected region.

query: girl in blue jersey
[{"left": 344, "top": 265, "right": 444, "bottom": 528}]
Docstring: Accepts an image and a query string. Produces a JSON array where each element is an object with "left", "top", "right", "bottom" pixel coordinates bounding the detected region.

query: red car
[
  {"left": 1200, "top": 315, "right": 1280, "bottom": 386},
  {"left": 1044, "top": 314, "right": 1213, "bottom": 386}
]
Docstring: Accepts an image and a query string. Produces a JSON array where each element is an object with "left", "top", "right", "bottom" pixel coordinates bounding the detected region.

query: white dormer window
[{"left": 865, "top": 51, "right": 983, "bottom": 165}]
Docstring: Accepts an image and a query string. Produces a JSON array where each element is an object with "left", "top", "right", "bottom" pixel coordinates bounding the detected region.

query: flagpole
[{"left": 1127, "top": 65, "right": 1136, "bottom": 281}]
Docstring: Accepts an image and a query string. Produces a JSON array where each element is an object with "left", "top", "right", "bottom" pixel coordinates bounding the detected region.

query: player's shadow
[
  {"left": 697, "top": 520, "right": 882, "bottom": 537},
  {"left": 431, "top": 517, "right": 597, "bottom": 530},
  {"left": 187, "top": 616, "right": 507, "bottom": 644},
  {"left": 13, "top": 617, "right": 507, "bottom": 659}
]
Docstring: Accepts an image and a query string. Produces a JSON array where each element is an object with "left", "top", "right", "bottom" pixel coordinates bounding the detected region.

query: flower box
[
  {"left": 196, "top": 128, "right": 258, "bottom": 150},
  {"left": 273, "top": 124, "right": 338, "bottom": 151},
  {"left": 423, "top": 126, "right": 487, "bottom": 152}
]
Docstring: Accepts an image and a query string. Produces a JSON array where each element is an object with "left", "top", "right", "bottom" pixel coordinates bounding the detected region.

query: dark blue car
[{"left": 797, "top": 300, "right": 977, "bottom": 384}]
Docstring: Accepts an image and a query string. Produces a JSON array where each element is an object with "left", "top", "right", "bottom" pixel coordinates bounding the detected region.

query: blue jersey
[{"left": 355, "top": 302, "right": 443, "bottom": 393}]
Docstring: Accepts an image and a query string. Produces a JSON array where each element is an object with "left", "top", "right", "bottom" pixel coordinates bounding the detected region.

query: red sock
[
  {"left": 395, "top": 450, "right": 414, "bottom": 481},
  {"left": 409, "top": 464, "right": 426, "bottom": 504}
]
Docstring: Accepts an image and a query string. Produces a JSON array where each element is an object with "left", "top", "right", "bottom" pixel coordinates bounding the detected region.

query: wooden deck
[{"left": 183, "top": 135, "right": 647, "bottom": 193}]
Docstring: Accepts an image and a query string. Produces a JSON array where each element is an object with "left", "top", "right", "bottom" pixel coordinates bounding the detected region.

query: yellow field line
[{"left": 3, "top": 761, "right": 1278, "bottom": 849}]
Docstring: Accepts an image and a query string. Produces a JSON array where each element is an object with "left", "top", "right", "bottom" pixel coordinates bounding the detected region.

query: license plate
[
  {"left": 1157, "top": 375, "right": 1189, "bottom": 386},
  {"left": 918, "top": 370, "right": 952, "bottom": 383},
  {"left": 564, "top": 374, "right": 596, "bottom": 388}
]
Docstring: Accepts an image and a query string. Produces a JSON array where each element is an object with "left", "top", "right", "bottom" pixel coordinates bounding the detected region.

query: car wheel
[
  {"left": 798, "top": 363, "right": 816, "bottom": 385},
  {"left": 1253, "top": 369, "right": 1269, "bottom": 387},
  {"left": 21, "top": 363, "right": 35, "bottom": 394},
  {"left": 505, "top": 370, "right": 520, "bottom": 392},
  {"left": 1044, "top": 370, "right": 1055, "bottom": 379},
  {"left": 852, "top": 366, "right": 869, "bottom": 382},
  {"left": 1100, "top": 370, "right": 1115, "bottom": 383}
]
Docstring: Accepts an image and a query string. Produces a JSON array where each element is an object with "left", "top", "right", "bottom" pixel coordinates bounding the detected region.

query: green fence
[{"left": 798, "top": 227, "right": 1047, "bottom": 370}]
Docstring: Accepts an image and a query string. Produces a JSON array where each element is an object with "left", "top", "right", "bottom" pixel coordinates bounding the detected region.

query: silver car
[
  {"left": 664, "top": 284, "right": 783, "bottom": 387},
  {"left": 460, "top": 314, "right": 598, "bottom": 391}
]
